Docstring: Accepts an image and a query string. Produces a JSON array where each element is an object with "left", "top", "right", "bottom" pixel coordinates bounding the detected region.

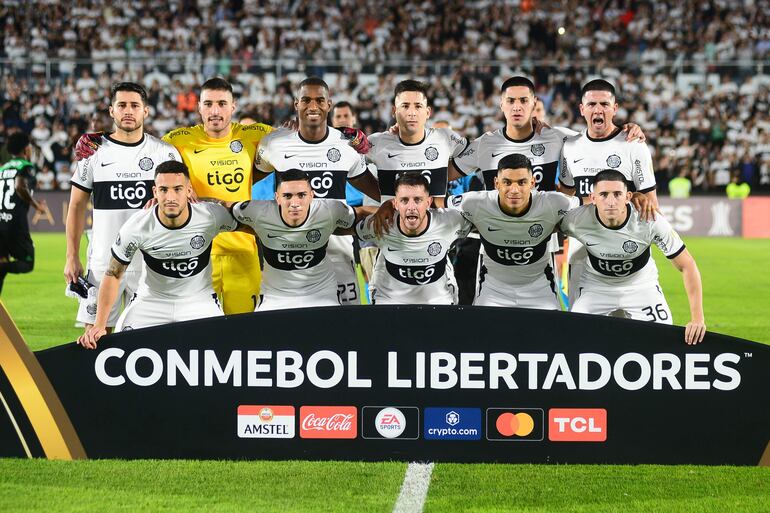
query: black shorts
[{"left": 0, "top": 229, "right": 34, "bottom": 263}]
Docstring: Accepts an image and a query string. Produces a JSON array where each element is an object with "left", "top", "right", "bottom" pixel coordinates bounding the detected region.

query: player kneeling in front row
[
  {"left": 231, "top": 169, "right": 371, "bottom": 311},
  {"left": 447, "top": 153, "right": 581, "bottom": 309},
  {"left": 559, "top": 169, "right": 706, "bottom": 344},
  {"left": 355, "top": 172, "right": 472, "bottom": 304},
  {"left": 78, "top": 161, "right": 238, "bottom": 348}
]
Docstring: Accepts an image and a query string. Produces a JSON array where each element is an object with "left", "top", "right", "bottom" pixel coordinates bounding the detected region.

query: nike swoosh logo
[
  {"left": 387, "top": 153, "right": 401, "bottom": 158},
  {"left": 573, "top": 158, "right": 584, "bottom": 163},
  {"left": 150, "top": 246, "right": 164, "bottom": 250},
  {"left": 284, "top": 154, "right": 298, "bottom": 159},
  {"left": 193, "top": 149, "right": 208, "bottom": 154},
  {"left": 586, "top": 242, "right": 599, "bottom": 246},
  {"left": 387, "top": 247, "right": 399, "bottom": 251},
  {"left": 101, "top": 162, "right": 115, "bottom": 167},
  {"left": 267, "top": 234, "right": 282, "bottom": 239},
  {"left": 487, "top": 227, "right": 501, "bottom": 232},
  {"left": 491, "top": 153, "right": 504, "bottom": 158}
]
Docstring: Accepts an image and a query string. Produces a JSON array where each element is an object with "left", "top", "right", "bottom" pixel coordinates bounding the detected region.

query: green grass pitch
[{"left": 1, "top": 233, "right": 769, "bottom": 512}]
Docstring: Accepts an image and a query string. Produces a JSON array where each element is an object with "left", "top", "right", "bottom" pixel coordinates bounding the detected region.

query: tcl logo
[
  {"left": 299, "top": 406, "right": 357, "bottom": 439},
  {"left": 548, "top": 408, "right": 607, "bottom": 442}
]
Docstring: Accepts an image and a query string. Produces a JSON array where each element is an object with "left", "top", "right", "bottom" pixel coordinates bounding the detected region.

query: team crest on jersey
[
  {"left": 451, "top": 195, "right": 463, "bottom": 207},
  {"left": 531, "top": 143, "right": 545, "bottom": 156},
  {"left": 623, "top": 240, "right": 639, "bottom": 253},
  {"left": 86, "top": 303, "right": 97, "bottom": 316},
  {"left": 139, "top": 157, "right": 154, "bottom": 171},
  {"left": 306, "top": 229, "right": 321, "bottom": 243},
  {"left": 190, "top": 235, "right": 205, "bottom": 249},
  {"left": 427, "top": 242, "right": 442, "bottom": 256},
  {"left": 606, "top": 154, "right": 621, "bottom": 168},
  {"left": 425, "top": 147, "right": 439, "bottom": 161},
  {"left": 230, "top": 140, "right": 244, "bottom": 153},
  {"left": 528, "top": 224, "right": 544, "bottom": 238},
  {"left": 326, "top": 148, "right": 342, "bottom": 163}
]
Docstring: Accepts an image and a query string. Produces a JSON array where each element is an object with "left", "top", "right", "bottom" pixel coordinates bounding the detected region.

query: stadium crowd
[{"left": 1, "top": 0, "right": 769, "bottom": 193}]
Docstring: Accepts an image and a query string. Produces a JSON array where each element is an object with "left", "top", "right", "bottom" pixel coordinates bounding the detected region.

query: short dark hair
[
  {"left": 110, "top": 82, "right": 148, "bottom": 104},
  {"left": 297, "top": 77, "right": 330, "bottom": 97},
  {"left": 201, "top": 77, "right": 233, "bottom": 94},
  {"left": 6, "top": 132, "right": 30, "bottom": 156},
  {"left": 500, "top": 76, "right": 535, "bottom": 95},
  {"left": 593, "top": 169, "right": 628, "bottom": 189},
  {"left": 581, "top": 79, "right": 616, "bottom": 101},
  {"left": 497, "top": 153, "right": 533, "bottom": 174},
  {"left": 155, "top": 160, "right": 189, "bottom": 178},
  {"left": 277, "top": 169, "right": 311, "bottom": 186},
  {"left": 332, "top": 101, "right": 355, "bottom": 115},
  {"left": 394, "top": 171, "right": 430, "bottom": 194},
  {"left": 394, "top": 80, "right": 429, "bottom": 103}
]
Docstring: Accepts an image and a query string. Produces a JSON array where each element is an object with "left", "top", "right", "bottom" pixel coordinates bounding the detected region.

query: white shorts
[
  {"left": 256, "top": 292, "right": 340, "bottom": 312},
  {"left": 328, "top": 234, "right": 361, "bottom": 305},
  {"left": 474, "top": 276, "right": 560, "bottom": 310},
  {"left": 115, "top": 291, "right": 223, "bottom": 332},
  {"left": 77, "top": 269, "right": 140, "bottom": 327},
  {"left": 570, "top": 282, "right": 673, "bottom": 324}
]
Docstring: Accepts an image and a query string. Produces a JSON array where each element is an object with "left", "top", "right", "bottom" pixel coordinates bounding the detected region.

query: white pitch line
[{"left": 392, "top": 462, "right": 435, "bottom": 513}]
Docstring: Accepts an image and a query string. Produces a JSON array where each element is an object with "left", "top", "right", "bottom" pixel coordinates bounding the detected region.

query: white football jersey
[
  {"left": 71, "top": 134, "right": 181, "bottom": 273},
  {"left": 255, "top": 127, "right": 366, "bottom": 201},
  {"left": 356, "top": 209, "right": 472, "bottom": 304},
  {"left": 232, "top": 199, "right": 355, "bottom": 299},
  {"left": 559, "top": 204, "right": 685, "bottom": 289},
  {"left": 559, "top": 128, "right": 656, "bottom": 197},
  {"left": 367, "top": 128, "right": 468, "bottom": 199},
  {"left": 448, "top": 190, "right": 580, "bottom": 286},
  {"left": 111, "top": 202, "right": 238, "bottom": 299},
  {"left": 455, "top": 126, "right": 576, "bottom": 191}
]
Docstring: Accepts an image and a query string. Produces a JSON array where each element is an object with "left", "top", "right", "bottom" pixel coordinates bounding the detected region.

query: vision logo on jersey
[
  {"left": 606, "top": 155, "right": 621, "bottom": 168},
  {"left": 424, "top": 407, "right": 481, "bottom": 440},
  {"left": 230, "top": 140, "right": 243, "bottom": 153},
  {"left": 548, "top": 408, "right": 607, "bottom": 442},
  {"left": 486, "top": 408, "right": 544, "bottom": 441},
  {"left": 362, "top": 406, "right": 419, "bottom": 440},
  {"left": 237, "top": 405, "right": 295, "bottom": 439}
]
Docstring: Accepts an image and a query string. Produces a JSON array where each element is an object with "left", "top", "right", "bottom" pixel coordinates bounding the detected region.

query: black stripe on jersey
[
  {"left": 637, "top": 184, "right": 657, "bottom": 194},
  {"left": 483, "top": 162, "right": 559, "bottom": 192},
  {"left": 377, "top": 168, "right": 448, "bottom": 197},
  {"left": 586, "top": 247, "right": 651, "bottom": 277},
  {"left": 141, "top": 245, "right": 212, "bottom": 279},
  {"left": 92, "top": 180, "right": 154, "bottom": 210},
  {"left": 385, "top": 256, "right": 447, "bottom": 285},
  {"left": 302, "top": 169, "right": 348, "bottom": 200},
  {"left": 480, "top": 236, "right": 549, "bottom": 266},
  {"left": 111, "top": 247, "right": 131, "bottom": 265},
  {"left": 262, "top": 243, "right": 328, "bottom": 271},
  {"left": 70, "top": 181, "right": 92, "bottom": 193},
  {"left": 666, "top": 244, "right": 686, "bottom": 259}
]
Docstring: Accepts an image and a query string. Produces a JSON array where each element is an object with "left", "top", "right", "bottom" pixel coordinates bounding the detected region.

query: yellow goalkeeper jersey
[{"left": 162, "top": 122, "right": 272, "bottom": 254}]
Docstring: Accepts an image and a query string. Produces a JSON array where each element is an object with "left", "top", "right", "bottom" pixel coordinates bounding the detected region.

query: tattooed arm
[{"left": 77, "top": 257, "right": 128, "bottom": 349}]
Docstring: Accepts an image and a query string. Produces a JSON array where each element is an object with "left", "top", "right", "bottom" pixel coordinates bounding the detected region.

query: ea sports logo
[
  {"left": 327, "top": 148, "right": 341, "bottom": 163},
  {"left": 190, "top": 235, "right": 205, "bottom": 249},
  {"left": 230, "top": 140, "right": 243, "bottom": 153},
  {"left": 623, "top": 240, "right": 639, "bottom": 253},
  {"left": 606, "top": 154, "right": 621, "bottom": 168},
  {"left": 424, "top": 147, "right": 439, "bottom": 161},
  {"left": 528, "top": 224, "right": 543, "bottom": 238},
  {"left": 138, "top": 157, "right": 154, "bottom": 171},
  {"left": 531, "top": 143, "right": 545, "bottom": 156},
  {"left": 374, "top": 407, "right": 406, "bottom": 439}
]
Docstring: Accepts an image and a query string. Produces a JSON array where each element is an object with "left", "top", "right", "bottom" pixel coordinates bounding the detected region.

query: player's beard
[{"left": 116, "top": 119, "right": 143, "bottom": 133}]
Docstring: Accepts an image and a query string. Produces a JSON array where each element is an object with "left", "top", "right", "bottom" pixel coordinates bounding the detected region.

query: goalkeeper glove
[
  {"left": 74, "top": 132, "right": 104, "bottom": 161},
  {"left": 340, "top": 127, "right": 371, "bottom": 155}
]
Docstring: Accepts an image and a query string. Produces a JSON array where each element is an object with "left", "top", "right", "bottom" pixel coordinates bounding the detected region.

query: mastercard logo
[
  {"left": 495, "top": 412, "right": 535, "bottom": 437},
  {"left": 486, "top": 408, "right": 544, "bottom": 441}
]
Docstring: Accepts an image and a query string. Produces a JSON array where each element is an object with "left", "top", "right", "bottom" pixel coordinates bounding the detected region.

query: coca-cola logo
[{"left": 299, "top": 406, "right": 357, "bottom": 439}]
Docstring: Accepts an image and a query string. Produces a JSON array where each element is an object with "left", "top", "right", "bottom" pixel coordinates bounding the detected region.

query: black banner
[{"left": 1, "top": 306, "right": 769, "bottom": 464}]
